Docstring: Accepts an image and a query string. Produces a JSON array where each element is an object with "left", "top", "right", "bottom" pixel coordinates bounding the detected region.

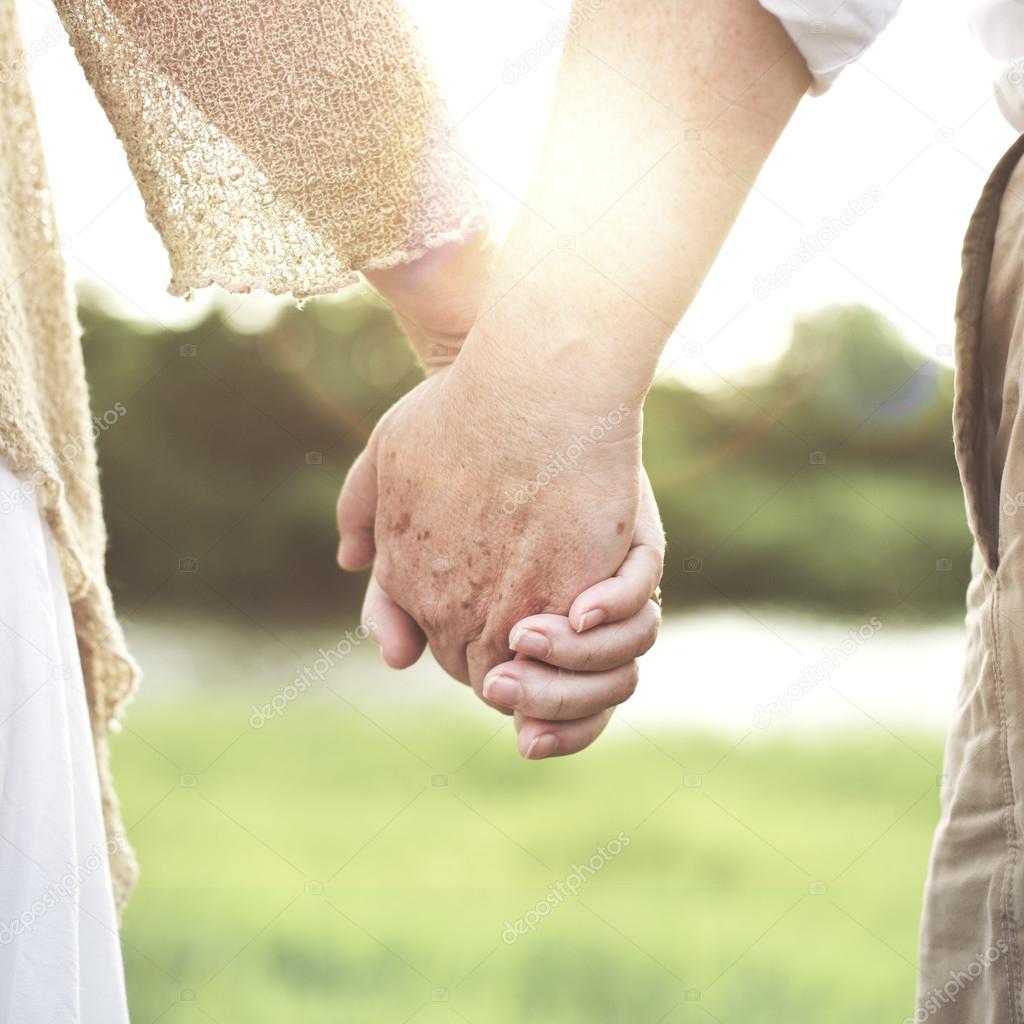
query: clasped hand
[{"left": 336, "top": 252, "right": 664, "bottom": 759}]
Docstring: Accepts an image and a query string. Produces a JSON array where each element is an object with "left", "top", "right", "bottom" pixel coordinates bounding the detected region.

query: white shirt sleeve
[
  {"left": 758, "top": 0, "right": 905, "bottom": 94},
  {"left": 969, "top": 0, "right": 1024, "bottom": 130}
]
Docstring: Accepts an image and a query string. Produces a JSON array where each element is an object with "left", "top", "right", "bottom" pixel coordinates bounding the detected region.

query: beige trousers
[{"left": 917, "top": 134, "right": 1024, "bottom": 1023}]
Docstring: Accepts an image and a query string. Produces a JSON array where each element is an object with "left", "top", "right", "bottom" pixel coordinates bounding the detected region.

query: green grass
[{"left": 115, "top": 698, "right": 943, "bottom": 1023}]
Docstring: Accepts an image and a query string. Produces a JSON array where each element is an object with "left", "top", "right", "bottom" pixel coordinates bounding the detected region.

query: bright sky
[{"left": 18, "top": 0, "right": 1017, "bottom": 385}]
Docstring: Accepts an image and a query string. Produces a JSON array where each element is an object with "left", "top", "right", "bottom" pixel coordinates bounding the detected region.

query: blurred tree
[{"left": 81, "top": 291, "right": 969, "bottom": 623}]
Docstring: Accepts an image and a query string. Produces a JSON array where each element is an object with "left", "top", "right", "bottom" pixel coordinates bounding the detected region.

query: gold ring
[{"left": 651, "top": 585, "right": 662, "bottom": 607}]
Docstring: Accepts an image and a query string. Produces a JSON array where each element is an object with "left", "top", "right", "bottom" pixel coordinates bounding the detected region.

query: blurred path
[{"left": 124, "top": 610, "right": 963, "bottom": 736}]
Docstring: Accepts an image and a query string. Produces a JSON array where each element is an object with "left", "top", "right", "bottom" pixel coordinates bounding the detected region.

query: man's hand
[
  {"left": 488, "top": 472, "right": 664, "bottom": 758},
  {"left": 336, "top": 358, "right": 645, "bottom": 697},
  {"left": 359, "top": 237, "right": 662, "bottom": 760},
  {"left": 352, "top": 471, "right": 664, "bottom": 758}
]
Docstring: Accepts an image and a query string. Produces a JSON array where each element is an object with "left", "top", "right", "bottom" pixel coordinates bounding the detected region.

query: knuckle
[
  {"left": 432, "top": 640, "right": 469, "bottom": 686},
  {"left": 641, "top": 544, "right": 664, "bottom": 581},
  {"left": 638, "top": 620, "right": 659, "bottom": 656},
  {"left": 373, "top": 556, "right": 399, "bottom": 596},
  {"left": 549, "top": 687, "right": 567, "bottom": 720},
  {"left": 619, "top": 662, "right": 640, "bottom": 702}
]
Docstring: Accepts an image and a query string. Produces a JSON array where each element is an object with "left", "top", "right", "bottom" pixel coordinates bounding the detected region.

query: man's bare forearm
[{"left": 457, "top": 0, "right": 810, "bottom": 414}]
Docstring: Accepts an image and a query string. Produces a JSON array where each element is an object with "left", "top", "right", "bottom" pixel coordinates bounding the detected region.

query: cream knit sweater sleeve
[{"left": 52, "top": 0, "right": 486, "bottom": 299}]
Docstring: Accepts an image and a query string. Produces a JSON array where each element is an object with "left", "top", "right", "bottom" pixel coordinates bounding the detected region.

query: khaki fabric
[
  {"left": 0, "top": 0, "right": 482, "bottom": 913},
  {"left": 917, "top": 134, "right": 1024, "bottom": 1022}
]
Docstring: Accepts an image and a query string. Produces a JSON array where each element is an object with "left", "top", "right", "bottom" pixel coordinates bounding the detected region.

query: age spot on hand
[{"left": 390, "top": 511, "right": 411, "bottom": 536}]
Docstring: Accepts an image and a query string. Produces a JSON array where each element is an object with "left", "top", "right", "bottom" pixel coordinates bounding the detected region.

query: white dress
[{"left": 0, "top": 461, "right": 128, "bottom": 1023}]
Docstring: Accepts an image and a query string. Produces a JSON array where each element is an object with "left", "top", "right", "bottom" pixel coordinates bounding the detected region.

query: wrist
[
  {"left": 460, "top": 250, "right": 660, "bottom": 417},
  {"left": 391, "top": 313, "right": 463, "bottom": 375},
  {"left": 364, "top": 232, "right": 495, "bottom": 373},
  {"left": 447, "top": 326, "right": 645, "bottom": 463}
]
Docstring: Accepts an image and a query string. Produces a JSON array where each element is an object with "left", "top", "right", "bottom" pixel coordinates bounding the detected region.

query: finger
[
  {"left": 430, "top": 639, "right": 472, "bottom": 689},
  {"left": 465, "top": 634, "right": 511, "bottom": 696},
  {"left": 514, "top": 708, "right": 615, "bottom": 760},
  {"left": 362, "top": 573, "right": 427, "bottom": 669},
  {"left": 569, "top": 474, "right": 664, "bottom": 631},
  {"left": 567, "top": 546, "right": 661, "bottom": 632},
  {"left": 336, "top": 446, "right": 378, "bottom": 571},
  {"left": 483, "top": 658, "right": 639, "bottom": 720},
  {"left": 508, "top": 604, "right": 660, "bottom": 671}
]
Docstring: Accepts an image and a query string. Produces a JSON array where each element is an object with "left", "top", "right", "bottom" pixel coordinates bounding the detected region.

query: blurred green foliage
[
  {"left": 645, "top": 306, "right": 969, "bottom": 617},
  {"left": 117, "top": 700, "right": 938, "bottom": 1023},
  {"left": 80, "top": 290, "right": 970, "bottom": 623}
]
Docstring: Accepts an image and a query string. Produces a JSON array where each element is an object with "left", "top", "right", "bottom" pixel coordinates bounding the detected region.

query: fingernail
[
  {"left": 483, "top": 674, "right": 522, "bottom": 708},
  {"left": 576, "top": 609, "right": 607, "bottom": 633},
  {"left": 525, "top": 734, "right": 559, "bottom": 760},
  {"left": 509, "top": 627, "right": 551, "bottom": 658}
]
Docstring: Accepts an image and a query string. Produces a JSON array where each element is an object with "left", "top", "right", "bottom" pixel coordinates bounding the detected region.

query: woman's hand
[
  {"left": 351, "top": 237, "right": 662, "bottom": 759},
  {"left": 486, "top": 472, "right": 663, "bottom": 758},
  {"left": 363, "top": 234, "right": 494, "bottom": 374},
  {"left": 336, "top": 354, "right": 645, "bottom": 695},
  {"left": 357, "top": 473, "right": 664, "bottom": 759}
]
